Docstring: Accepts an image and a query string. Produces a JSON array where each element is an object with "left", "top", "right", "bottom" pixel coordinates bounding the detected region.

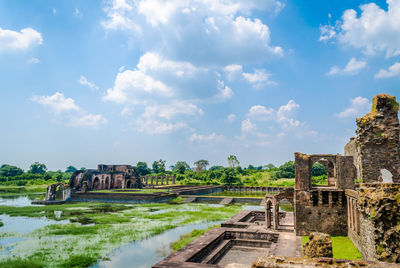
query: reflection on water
[
  {"left": 205, "top": 191, "right": 269, "bottom": 197},
  {"left": 0, "top": 214, "right": 68, "bottom": 234},
  {"left": 0, "top": 194, "right": 44, "bottom": 207},
  {"left": 94, "top": 222, "right": 220, "bottom": 268}
]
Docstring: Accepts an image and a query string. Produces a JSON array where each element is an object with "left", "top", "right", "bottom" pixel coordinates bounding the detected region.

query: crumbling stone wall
[
  {"left": 303, "top": 232, "right": 333, "bottom": 258},
  {"left": 357, "top": 183, "right": 400, "bottom": 262},
  {"left": 345, "top": 94, "right": 400, "bottom": 183}
]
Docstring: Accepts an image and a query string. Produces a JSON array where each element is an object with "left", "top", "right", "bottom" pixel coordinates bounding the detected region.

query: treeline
[
  {"left": 0, "top": 162, "right": 75, "bottom": 186},
  {"left": 0, "top": 155, "right": 327, "bottom": 187}
]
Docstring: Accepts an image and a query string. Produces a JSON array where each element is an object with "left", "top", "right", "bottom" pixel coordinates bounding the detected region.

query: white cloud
[
  {"left": 136, "top": 119, "right": 188, "bottom": 134},
  {"left": 33, "top": 92, "right": 107, "bottom": 128},
  {"left": 78, "top": 76, "right": 99, "bottom": 91},
  {"left": 27, "top": 57, "right": 40, "bottom": 64},
  {"left": 242, "top": 69, "right": 276, "bottom": 87},
  {"left": 226, "top": 113, "right": 236, "bottom": 123},
  {"left": 68, "top": 114, "right": 107, "bottom": 128},
  {"left": 241, "top": 118, "right": 256, "bottom": 133},
  {"left": 375, "top": 62, "right": 400, "bottom": 78},
  {"left": 323, "top": 0, "right": 400, "bottom": 57},
  {"left": 104, "top": 68, "right": 173, "bottom": 104},
  {"left": 319, "top": 25, "right": 336, "bottom": 42},
  {"left": 188, "top": 132, "right": 226, "bottom": 144},
  {"left": 247, "top": 105, "right": 274, "bottom": 121},
  {"left": 223, "top": 64, "right": 242, "bottom": 80},
  {"left": 277, "top": 100, "right": 301, "bottom": 127},
  {"left": 0, "top": 27, "right": 43, "bottom": 52},
  {"left": 33, "top": 92, "right": 80, "bottom": 114},
  {"left": 336, "top": 96, "right": 371, "bottom": 119},
  {"left": 143, "top": 100, "right": 203, "bottom": 120},
  {"left": 327, "top": 58, "right": 367, "bottom": 75},
  {"left": 101, "top": 0, "right": 283, "bottom": 65}
]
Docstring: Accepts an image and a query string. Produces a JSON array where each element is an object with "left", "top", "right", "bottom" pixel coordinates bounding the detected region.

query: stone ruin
[
  {"left": 45, "top": 182, "right": 71, "bottom": 201},
  {"left": 345, "top": 94, "right": 400, "bottom": 183},
  {"left": 302, "top": 232, "right": 332, "bottom": 258},
  {"left": 292, "top": 94, "right": 400, "bottom": 263}
]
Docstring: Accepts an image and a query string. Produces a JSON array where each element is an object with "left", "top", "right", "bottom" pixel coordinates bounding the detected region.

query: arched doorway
[
  {"left": 93, "top": 177, "right": 100, "bottom": 190},
  {"left": 105, "top": 177, "right": 109, "bottom": 189},
  {"left": 126, "top": 180, "right": 132, "bottom": 188}
]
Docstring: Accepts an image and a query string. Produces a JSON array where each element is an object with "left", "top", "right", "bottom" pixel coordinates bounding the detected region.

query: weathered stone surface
[
  {"left": 345, "top": 94, "right": 400, "bottom": 183},
  {"left": 357, "top": 183, "right": 400, "bottom": 262},
  {"left": 303, "top": 232, "right": 333, "bottom": 258},
  {"left": 251, "top": 256, "right": 400, "bottom": 267}
]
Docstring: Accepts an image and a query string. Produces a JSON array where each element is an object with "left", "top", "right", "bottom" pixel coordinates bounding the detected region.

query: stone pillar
[
  {"left": 172, "top": 176, "right": 175, "bottom": 184},
  {"left": 166, "top": 176, "right": 169, "bottom": 185},
  {"left": 151, "top": 176, "right": 154, "bottom": 186},
  {"left": 273, "top": 198, "right": 279, "bottom": 230},
  {"left": 318, "top": 191, "right": 323, "bottom": 206},
  {"left": 328, "top": 192, "right": 333, "bottom": 207}
]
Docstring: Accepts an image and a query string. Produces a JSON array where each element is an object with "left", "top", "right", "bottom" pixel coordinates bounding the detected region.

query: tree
[
  {"left": 227, "top": 155, "right": 240, "bottom": 168},
  {"left": 173, "top": 161, "right": 190, "bottom": 174},
  {"left": 264, "top": 163, "right": 276, "bottom": 170},
  {"left": 247, "top": 164, "right": 255, "bottom": 170},
  {"left": 137, "top": 162, "right": 151, "bottom": 176},
  {"left": 194, "top": 160, "right": 209, "bottom": 172},
  {"left": 0, "top": 164, "right": 23, "bottom": 177},
  {"left": 221, "top": 168, "right": 240, "bottom": 184},
  {"left": 152, "top": 159, "right": 166, "bottom": 173},
  {"left": 28, "top": 162, "right": 47, "bottom": 175},
  {"left": 312, "top": 162, "right": 327, "bottom": 176},
  {"left": 65, "top": 166, "right": 77, "bottom": 173},
  {"left": 209, "top": 166, "right": 224, "bottom": 171},
  {"left": 273, "top": 161, "right": 295, "bottom": 179}
]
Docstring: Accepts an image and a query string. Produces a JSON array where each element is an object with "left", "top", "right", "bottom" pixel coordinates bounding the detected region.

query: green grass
[
  {"left": 204, "top": 191, "right": 269, "bottom": 198},
  {"left": 0, "top": 258, "right": 43, "bottom": 268},
  {"left": 0, "top": 185, "right": 47, "bottom": 195},
  {"left": 301, "top": 236, "right": 362, "bottom": 260},
  {"left": 170, "top": 225, "right": 217, "bottom": 251}
]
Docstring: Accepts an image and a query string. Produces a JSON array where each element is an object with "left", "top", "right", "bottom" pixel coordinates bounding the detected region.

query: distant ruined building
[{"left": 69, "top": 164, "right": 143, "bottom": 192}]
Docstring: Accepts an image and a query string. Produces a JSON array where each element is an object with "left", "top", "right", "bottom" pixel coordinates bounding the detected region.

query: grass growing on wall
[
  {"left": 301, "top": 236, "right": 362, "bottom": 260},
  {"left": 170, "top": 225, "right": 217, "bottom": 252}
]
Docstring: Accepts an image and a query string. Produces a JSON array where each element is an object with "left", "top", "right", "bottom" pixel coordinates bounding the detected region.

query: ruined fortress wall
[
  {"left": 346, "top": 94, "right": 400, "bottom": 183},
  {"left": 295, "top": 190, "right": 347, "bottom": 236},
  {"left": 357, "top": 183, "right": 400, "bottom": 263}
]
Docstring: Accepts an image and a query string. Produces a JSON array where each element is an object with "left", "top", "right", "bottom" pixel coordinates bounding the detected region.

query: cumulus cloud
[
  {"left": 336, "top": 96, "right": 371, "bottom": 119},
  {"left": 101, "top": 0, "right": 283, "bottom": 65},
  {"left": 33, "top": 92, "right": 80, "bottom": 114},
  {"left": 188, "top": 132, "right": 227, "bottom": 144},
  {"left": 78, "top": 76, "right": 99, "bottom": 91},
  {"left": 247, "top": 105, "right": 274, "bottom": 121},
  {"left": 33, "top": 92, "right": 107, "bottom": 128},
  {"left": 142, "top": 100, "right": 203, "bottom": 120},
  {"left": 327, "top": 58, "right": 367, "bottom": 75},
  {"left": 223, "top": 64, "right": 243, "bottom": 81},
  {"left": 321, "top": 0, "right": 400, "bottom": 57},
  {"left": 242, "top": 69, "right": 276, "bottom": 87},
  {"left": 0, "top": 26, "right": 42, "bottom": 52},
  {"left": 375, "top": 62, "right": 400, "bottom": 78},
  {"left": 241, "top": 118, "right": 256, "bottom": 133},
  {"left": 319, "top": 25, "right": 336, "bottom": 42}
]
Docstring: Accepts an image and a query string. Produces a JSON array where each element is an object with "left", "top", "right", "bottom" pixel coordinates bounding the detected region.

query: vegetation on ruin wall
[
  {"left": 301, "top": 236, "right": 362, "bottom": 260},
  {"left": 0, "top": 201, "right": 242, "bottom": 267},
  {"left": 170, "top": 225, "right": 217, "bottom": 252}
]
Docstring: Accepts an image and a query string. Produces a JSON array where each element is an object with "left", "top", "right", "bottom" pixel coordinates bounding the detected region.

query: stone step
[
  {"left": 219, "top": 198, "right": 233, "bottom": 205},
  {"left": 203, "top": 240, "right": 231, "bottom": 264}
]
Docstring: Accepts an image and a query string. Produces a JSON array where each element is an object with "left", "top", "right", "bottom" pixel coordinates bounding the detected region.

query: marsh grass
[{"left": 0, "top": 202, "right": 242, "bottom": 267}]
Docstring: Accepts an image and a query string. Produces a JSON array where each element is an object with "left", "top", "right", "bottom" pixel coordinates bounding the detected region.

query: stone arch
[
  {"left": 126, "top": 180, "right": 132, "bottom": 188},
  {"left": 93, "top": 177, "right": 100, "bottom": 190},
  {"left": 105, "top": 177, "right": 109, "bottom": 189}
]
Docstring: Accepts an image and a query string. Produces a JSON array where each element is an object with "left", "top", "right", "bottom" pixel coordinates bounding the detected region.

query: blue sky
[{"left": 1, "top": 0, "right": 399, "bottom": 171}]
